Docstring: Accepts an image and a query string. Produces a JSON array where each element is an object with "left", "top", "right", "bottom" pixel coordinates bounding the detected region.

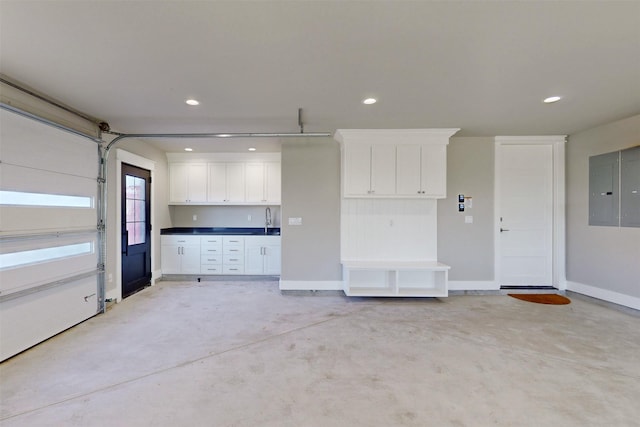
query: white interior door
[{"left": 498, "top": 144, "right": 554, "bottom": 286}]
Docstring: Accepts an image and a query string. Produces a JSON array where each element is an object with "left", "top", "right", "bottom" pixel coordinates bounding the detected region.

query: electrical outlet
[
  {"left": 193, "top": 214, "right": 197, "bottom": 221},
  {"left": 248, "top": 215, "right": 252, "bottom": 221},
  {"left": 288, "top": 217, "right": 302, "bottom": 226},
  {"left": 108, "top": 273, "right": 113, "bottom": 283}
]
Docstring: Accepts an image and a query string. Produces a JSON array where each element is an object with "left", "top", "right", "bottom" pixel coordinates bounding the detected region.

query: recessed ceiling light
[
  {"left": 185, "top": 99, "right": 199, "bottom": 106},
  {"left": 543, "top": 96, "right": 562, "bottom": 104},
  {"left": 248, "top": 147, "right": 257, "bottom": 152},
  {"left": 363, "top": 98, "right": 377, "bottom": 105},
  {"left": 184, "top": 148, "right": 193, "bottom": 152}
]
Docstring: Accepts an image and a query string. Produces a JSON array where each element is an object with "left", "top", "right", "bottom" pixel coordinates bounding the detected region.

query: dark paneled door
[{"left": 121, "top": 163, "right": 152, "bottom": 298}]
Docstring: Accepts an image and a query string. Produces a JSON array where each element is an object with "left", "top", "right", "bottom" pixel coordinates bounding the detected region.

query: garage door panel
[
  {"left": 0, "top": 163, "right": 96, "bottom": 202},
  {"left": 0, "top": 109, "right": 98, "bottom": 178},
  {"left": 0, "top": 163, "right": 96, "bottom": 234},
  {"left": 0, "top": 233, "right": 98, "bottom": 294},
  {"left": 0, "top": 275, "right": 99, "bottom": 361}
]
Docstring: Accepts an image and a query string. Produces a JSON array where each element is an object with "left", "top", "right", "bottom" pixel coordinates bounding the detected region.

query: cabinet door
[
  {"left": 208, "top": 163, "right": 227, "bottom": 202},
  {"left": 161, "top": 245, "right": 182, "bottom": 274},
  {"left": 226, "top": 163, "right": 246, "bottom": 203},
  {"left": 421, "top": 144, "right": 447, "bottom": 197},
  {"left": 244, "top": 243, "right": 264, "bottom": 274},
  {"left": 370, "top": 145, "right": 396, "bottom": 196},
  {"left": 265, "top": 162, "right": 281, "bottom": 204},
  {"left": 396, "top": 145, "right": 422, "bottom": 196},
  {"left": 245, "top": 163, "right": 266, "bottom": 203},
  {"left": 188, "top": 164, "right": 208, "bottom": 203},
  {"left": 263, "top": 244, "right": 281, "bottom": 275},
  {"left": 181, "top": 245, "right": 201, "bottom": 274},
  {"left": 343, "top": 144, "right": 372, "bottom": 196},
  {"left": 169, "top": 164, "right": 190, "bottom": 203}
]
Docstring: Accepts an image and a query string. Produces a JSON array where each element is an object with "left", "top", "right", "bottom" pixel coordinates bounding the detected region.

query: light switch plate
[{"left": 465, "top": 215, "right": 473, "bottom": 224}]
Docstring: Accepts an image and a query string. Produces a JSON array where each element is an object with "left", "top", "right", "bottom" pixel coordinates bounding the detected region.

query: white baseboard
[
  {"left": 566, "top": 281, "right": 640, "bottom": 311},
  {"left": 448, "top": 281, "right": 499, "bottom": 291},
  {"left": 152, "top": 270, "right": 162, "bottom": 285},
  {"left": 279, "top": 280, "right": 343, "bottom": 291}
]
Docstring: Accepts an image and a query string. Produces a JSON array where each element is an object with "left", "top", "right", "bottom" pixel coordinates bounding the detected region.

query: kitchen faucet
[{"left": 265, "top": 207, "right": 272, "bottom": 234}]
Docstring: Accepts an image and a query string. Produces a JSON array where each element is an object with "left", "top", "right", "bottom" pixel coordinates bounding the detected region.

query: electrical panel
[
  {"left": 620, "top": 146, "right": 640, "bottom": 227},
  {"left": 589, "top": 151, "right": 619, "bottom": 226},
  {"left": 589, "top": 145, "right": 640, "bottom": 228}
]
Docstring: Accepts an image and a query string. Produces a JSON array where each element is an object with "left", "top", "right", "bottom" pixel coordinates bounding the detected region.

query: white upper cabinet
[
  {"left": 166, "top": 153, "right": 281, "bottom": 205},
  {"left": 265, "top": 162, "right": 281, "bottom": 204},
  {"left": 343, "top": 143, "right": 371, "bottom": 196},
  {"left": 245, "top": 163, "right": 265, "bottom": 203},
  {"left": 336, "top": 129, "right": 459, "bottom": 199},
  {"left": 208, "top": 162, "right": 245, "bottom": 203},
  {"left": 245, "top": 162, "right": 281, "bottom": 204},
  {"left": 169, "top": 163, "right": 208, "bottom": 204},
  {"left": 396, "top": 144, "right": 448, "bottom": 198},
  {"left": 343, "top": 144, "right": 396, "bottom": 196}
]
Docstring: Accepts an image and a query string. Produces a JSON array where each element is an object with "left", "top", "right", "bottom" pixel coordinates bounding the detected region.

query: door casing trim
[
  {"left": 494, "top": 136, "right": 566, "bottom": 289},
  {"left": 114, "top": 149, "right": 156, "bottom": 302}
]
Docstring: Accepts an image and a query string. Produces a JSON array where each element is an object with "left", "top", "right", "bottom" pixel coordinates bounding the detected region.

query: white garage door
[{"left": 0, "top": 107, "right": 101, "bottom": 361}]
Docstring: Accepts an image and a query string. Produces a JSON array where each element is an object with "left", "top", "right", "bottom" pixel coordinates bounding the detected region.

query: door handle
[
  {"left": 122, "top": 231, "right": 128, "bottom": 255},
  {"left": 500, "top": 228, "right": 510, "bottom": 232}
]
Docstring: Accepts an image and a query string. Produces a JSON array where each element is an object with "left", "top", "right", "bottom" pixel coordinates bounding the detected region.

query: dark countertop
[{"left": 161, "top": 227, "right": 281, "bottom": 236}]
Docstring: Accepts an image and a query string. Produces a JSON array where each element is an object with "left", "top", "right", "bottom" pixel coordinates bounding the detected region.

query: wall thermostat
[
  {"left": 458, "top": 203, "right": 465, "bottom": 212},
  {"left": 458, "top": 194, "right": 465, "bottom": 203}
]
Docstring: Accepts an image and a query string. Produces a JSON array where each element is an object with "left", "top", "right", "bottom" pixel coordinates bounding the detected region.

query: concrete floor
[{"left": 1, "top": 280, "right": 639, "bottom": 427}]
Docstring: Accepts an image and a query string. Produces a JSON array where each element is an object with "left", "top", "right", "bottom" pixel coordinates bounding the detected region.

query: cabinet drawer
[
  {"left": 201, "top": 246, "right": 222, "bottom": 255},
  {"left": 223, "top": 265, "right": 244, "bottom": 274},
  {"left": 223, "top": 254, "right": 244, "bottom": 265},
  {"left": 223, "top": 236, "right": 244, "bottom": 247},
  {"left": 201, "top": 255, "right": 222, "bottom": 265},
  {"left": 201, "top": 236, "right": 223, "bottom": 246},
  {"left": 161, "top": 235, "right": 200, "bottom": 246},
  {"left": 223, "top": 246, "right": 243, "bottom": 255},
  {"left": 201, "top": 265, "right": 222, "bottom": 274}
]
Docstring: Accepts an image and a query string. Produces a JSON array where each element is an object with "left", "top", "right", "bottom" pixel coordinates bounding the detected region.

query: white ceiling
[{"left": 1, "top": 1, "right": 639, "bottom": 152}]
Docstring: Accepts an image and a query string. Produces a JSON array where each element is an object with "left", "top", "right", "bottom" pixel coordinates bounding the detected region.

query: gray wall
[
  {"left": 170, "top": 205, "right": 281, "bottom": 228},
  {"left": 279, "top": 136, "right": 496, "bottom": 283},
  {"left": 438, "top": 137, "right": 495, "bottom": 280},
  {"left": 566, "top": 114, "right": 640, "bottom": 298},
  {"left": 280, "top": 138, "right": 342, "bottom": 281}
]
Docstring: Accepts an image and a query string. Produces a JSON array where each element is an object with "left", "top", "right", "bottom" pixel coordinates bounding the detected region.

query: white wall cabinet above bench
[
  {"left": 167, "top": 153, "right": 281, "bottom": 205},
  {"left": 335, "top": 129, "right": 458, "bottom": 199}
]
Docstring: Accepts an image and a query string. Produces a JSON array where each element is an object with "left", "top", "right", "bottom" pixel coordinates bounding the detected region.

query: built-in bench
[{"left": 342, "top": 261, "right": 450, "bottom": 297}]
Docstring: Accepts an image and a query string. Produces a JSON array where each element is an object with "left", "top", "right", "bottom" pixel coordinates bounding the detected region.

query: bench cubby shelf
[{"left": 342, "top": 261, "right": 450, "bottom": 297}]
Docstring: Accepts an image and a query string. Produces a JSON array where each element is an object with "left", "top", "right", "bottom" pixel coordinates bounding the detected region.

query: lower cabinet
[
  {"left": 161, "top": 235, "right": 201, "bottom": 274},
  {"left": 222, "top": 236, "right": 245, "bottom": 274},
  {"left": 161, "top": 234, "right": 281, "bottom": 276},
  {"left": 244, "top": 236, "right": 281, "bottom": 275}
]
